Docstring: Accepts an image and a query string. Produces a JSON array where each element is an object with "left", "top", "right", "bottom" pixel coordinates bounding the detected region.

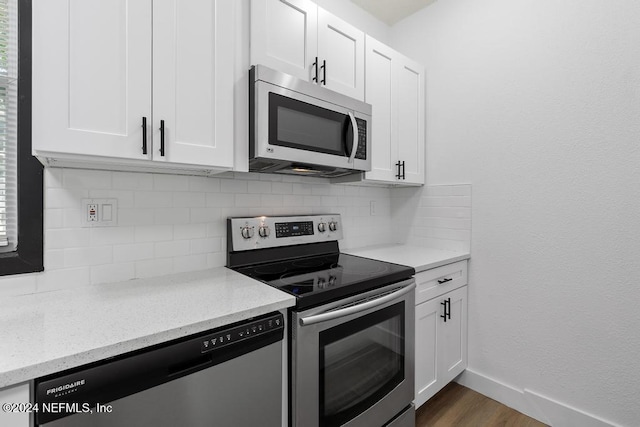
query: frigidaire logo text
[{"left": 47, "top": 379, "right": 85, "bottom": 395}]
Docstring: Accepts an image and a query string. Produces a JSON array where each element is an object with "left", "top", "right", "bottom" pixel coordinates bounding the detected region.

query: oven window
[
  {"left": 269, "top": 93, "right": 350, "bottom": 156},
  {"left": 319, "top": 302, "right": 405, "bottom": 426}
]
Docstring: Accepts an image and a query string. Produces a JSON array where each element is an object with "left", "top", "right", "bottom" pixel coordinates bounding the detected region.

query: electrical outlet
[
  {"left": 87, "top": 204, "right": 98, "bottom": 222},
  {"left": 82, "top": 199, "right": 118, "bottom": 227},
  {"left": 370, "top": 200, "right": 376, "bottom": 216}
]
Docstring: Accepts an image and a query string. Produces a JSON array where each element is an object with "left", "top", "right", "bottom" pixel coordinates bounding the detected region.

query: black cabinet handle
[
  {"left": 312, "top": 57, "right": 318, "bottom": 83},
  {"left": 440, "top": 298, "right": 452, "bottom": 322},
  {"left": 401, "top": 161, "right": 406, "bottom": 180},
  {"left": 438, "top": 277, "right": 453, "bottom": 284},
  {"left": 141, "top": 117, "right": 148, "bottom": 155},
  {"left": 159, "top": 120, "right": 165, "bottom": 157},
  {"left": 320, "top": 59, "right": 326, "bottom": 85},
  {"left": 395, "top": 161, "right": 402, "bottom": 179}
]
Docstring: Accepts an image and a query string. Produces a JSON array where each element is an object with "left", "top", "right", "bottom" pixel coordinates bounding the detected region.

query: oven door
[
  {"left": 291, "top": 279, "right": 415, "bottom": 427},
  {"left": 254, "top": 78, "right": 371, "bottom": 173}
]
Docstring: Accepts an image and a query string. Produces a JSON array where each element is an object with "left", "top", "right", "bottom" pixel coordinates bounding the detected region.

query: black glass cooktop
[{"left": 235, "top": 253, "right": 414, "bottom": 310}]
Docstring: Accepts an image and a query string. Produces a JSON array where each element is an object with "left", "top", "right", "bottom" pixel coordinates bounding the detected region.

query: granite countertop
[
  {"left": 346, "top": 244, "right": 470, "bottom": 273},
  {"left": 0, "top": 267, "right": 295, "bottom": 388}
]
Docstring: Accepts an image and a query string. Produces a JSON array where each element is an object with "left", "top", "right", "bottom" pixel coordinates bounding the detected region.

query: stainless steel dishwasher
[{"left": 34, "top": 312, "right": 284, "bottom": 427}]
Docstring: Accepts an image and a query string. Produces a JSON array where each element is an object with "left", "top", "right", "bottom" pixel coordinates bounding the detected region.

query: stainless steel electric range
[{"left": 227, "top": 214, "right": 416, "bottom": 427}]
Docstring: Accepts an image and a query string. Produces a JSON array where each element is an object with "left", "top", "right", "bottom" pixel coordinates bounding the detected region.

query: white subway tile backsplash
[
  {"left": 1, "top": 168, "right": 401, "bottom": 296},
  {"left": 36, "top": 267, "right": 91, "bottom": 293},
  {"left": 235, "top": 194, "right": 261, "bottom": 207},
  {"left": 43, "top": 249, "right": 65, "bottom": 270},
  {"left": 64, "top": 246, "right": 112, "bottom": 267},
  {"left": 190, "top": 237, "right": 222, "bottom": 255},
  {"left": 247, "top": 180, "right": 271, "bottom": 194},
  {"left": 153, "top": 174, "right": 188, "bottom": 191},
  {"left": 91, "top": 263, "right": 135, "bottom": 285},
  {"left": 113, "top": 172, "right": 153, "bottom": 190},
  {"left": 63, "top": 169, "right": 111, "bottom": 189},
  {"left": 189, "top": 208, "right": 221, "bottom": 224},
  {"left": 113, "top": 242, "right": 155, "bottom": 263},
  {"left": 134, "top": 191, "right": 173, "bottom": 208},
  {"left": 135, "top": 258, "right": 174, "bottom": 279},
  {"left": 45, "top": 228, "right": 91, "bottom": 250},
  {"left": 172, "top": 192, "right": 206, "bottom": 208},
  {"left": 188, "top": 176, "right": 220, "bottom": 193},
  {"left": 46, "top": 209, "right": 64, "bottom": 229},
  {"left": 91, "top": 227, "right": 135, "bottom": 246},
  {"left": 271, "top": 182, "right": 293, "bottom": 194},
  {"left": 174, "top": 223, "right": 208, "bottom": 240},
  {"left": 134, "top": 225, "right": 173, "bottom": 243},
  {"left": 391, "top": 184, "right": 472, "bottom": 252},
  {"left": 154, "top": 208, "right": 190, "bottom": 225},
  {"left": 46, "top": 188, "right": 88, "bottom": 208},
  {"left": 220, "top": 179, "right": 248, "bottom": 193},
  {"left": 155, "top": 240, "right": 190, "bottom": 258},
  {"left": 173, "top": 254, "right": 208, "bottom": 273}
]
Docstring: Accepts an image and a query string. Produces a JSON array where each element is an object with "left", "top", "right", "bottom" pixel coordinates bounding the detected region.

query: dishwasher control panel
[{"left": 200, "top": 312, "right": 284, "bottom": 353}]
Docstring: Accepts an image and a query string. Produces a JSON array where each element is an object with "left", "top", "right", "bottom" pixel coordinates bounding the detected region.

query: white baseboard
[{"left": 455, "top": 369, "right": 620, "bottom": 427}]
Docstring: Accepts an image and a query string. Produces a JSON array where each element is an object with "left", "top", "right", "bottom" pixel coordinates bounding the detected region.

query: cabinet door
[
  {"left": 414, "top": 296, "right": 441, "bottom": 408},
  {"left": 33, "top": 0, "right": 152, "bottom": 160},
  {"left": 317, "top": 8, "right": 365, "bottom": 100},
  {"left": 251, "top": 0, "right": 317, "bottom": 81},
  {"left": 440, "top": 286, "right": 468, "bottom": 385},
  {"left": 153, "top": 0, "right": 234, "bottom": 168},
  {"left": 396, "top": 56, "right": 425, "bottom": 184},
  {"left": 363, "top": 36, "right": 397, "bottom": 182}
]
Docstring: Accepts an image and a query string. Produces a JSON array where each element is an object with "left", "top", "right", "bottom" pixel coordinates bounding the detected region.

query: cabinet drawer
[{"left": 415, "top": 260, "right": 467, "bottom": 305}]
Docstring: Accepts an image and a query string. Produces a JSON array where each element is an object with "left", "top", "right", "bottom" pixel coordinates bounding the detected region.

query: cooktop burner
[
  {"left": 234, "top": 253, "right": 413, "bottom": 309},
  {"left": 226, "top": 214, "right": 415, "bottom": 310}
]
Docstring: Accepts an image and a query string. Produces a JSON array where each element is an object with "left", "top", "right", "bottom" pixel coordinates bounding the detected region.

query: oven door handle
[
  {"left": 347, "top": 111, "right": 358, "bottom": 164},
  {"left": 299, "top": 283, "right": 416, "bottom": 326}
]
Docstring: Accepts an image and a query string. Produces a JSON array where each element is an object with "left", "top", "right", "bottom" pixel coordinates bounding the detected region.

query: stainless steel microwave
[{"left": 249, "top": 65, "right": 372, "bottom": 178}]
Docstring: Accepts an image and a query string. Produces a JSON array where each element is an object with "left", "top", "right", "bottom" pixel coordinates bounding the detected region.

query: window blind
[{"left": 0, "top": 0, "right": 17, "bottom": 249}]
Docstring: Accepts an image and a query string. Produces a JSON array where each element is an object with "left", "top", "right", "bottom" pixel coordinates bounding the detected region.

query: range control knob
[
  {"left": 258, "top": 225, "right": 270, "bottom": 238},
  {"left": 328, "top": 221, "right": 338, "bottom": 232},
  {"left": 241, "top": 226, "right": 254, "bottom": 239},
  {"left": 317, "top": 222, "right": 327, "bottom": 233}
]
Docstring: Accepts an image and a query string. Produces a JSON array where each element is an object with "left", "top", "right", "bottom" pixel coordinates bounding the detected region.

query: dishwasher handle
[{"left": 299, "top": 283, "right": 416, "bottom": 326}]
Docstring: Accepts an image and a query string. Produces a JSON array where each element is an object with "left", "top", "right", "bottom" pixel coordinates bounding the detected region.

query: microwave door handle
[
  {"left": 299, "top": 282, "right": 416, "bottom": 326},
  {"left": 347, "top": 112, "right": 358, "bottom": 164}
]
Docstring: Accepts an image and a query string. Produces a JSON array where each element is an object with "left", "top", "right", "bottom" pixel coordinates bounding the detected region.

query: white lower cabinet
[
  {"left": 0, "top": 383, "right": 30, "bottom": 427},
  {"left": 414, "top": 263, "right": 468, "bottom": 408}
]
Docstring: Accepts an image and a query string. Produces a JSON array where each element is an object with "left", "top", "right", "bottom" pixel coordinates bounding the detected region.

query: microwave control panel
[{"left": 355, "top": 118, "right": 367, "bottom": 160}]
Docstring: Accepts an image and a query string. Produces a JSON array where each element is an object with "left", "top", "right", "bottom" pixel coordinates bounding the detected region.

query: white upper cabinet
[
  {"left": 251, "top": 0, "right": 365, "bottom": 100},
  {"left": 363, "top": 36, "right": 425, "bottom": 185},
  {"left": 152, "top": 0, "right": 235, "bottom": 168},
  {"left": 250, "top": 0, "right": 318, "bottom": 82},
  {"left": 33, "top": 0, "right": 236, "bottom": 173},
  {"left": 33, "top": 0, "right": 152, "bottom": 161},
  {"left": 316, "top": 8, "right": 365, "bottom": 100}
]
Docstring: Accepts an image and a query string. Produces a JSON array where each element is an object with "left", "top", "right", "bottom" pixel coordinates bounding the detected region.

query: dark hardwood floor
[{"left": 416, "top": 383, "right": 548, "bottom": 427}]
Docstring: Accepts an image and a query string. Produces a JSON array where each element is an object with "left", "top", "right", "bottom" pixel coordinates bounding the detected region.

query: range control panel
[
  {"left": 228, "top": 214, "right": 343, "bottom": 252},
  {"left": 200, "top": 312, "right": 283, "bottom": 353}
]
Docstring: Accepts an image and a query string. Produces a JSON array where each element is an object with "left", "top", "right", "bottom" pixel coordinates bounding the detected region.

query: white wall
[
  {"left": 0, "top": 169, "right": 393, "bottom": 297},
  {"left": 391, "top": 1, "right": 640, "bottom": 425},
  {"left": 314, "top": 0, "right": 390, "bottom": 43}
]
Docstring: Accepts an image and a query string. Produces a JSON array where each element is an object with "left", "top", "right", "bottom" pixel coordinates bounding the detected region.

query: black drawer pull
[
  {"left": 438, "top": 277, "right": 453, "bottom": 284},
  {"left": 321, "top": 59, "right": 326, "bottom": 85}
]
